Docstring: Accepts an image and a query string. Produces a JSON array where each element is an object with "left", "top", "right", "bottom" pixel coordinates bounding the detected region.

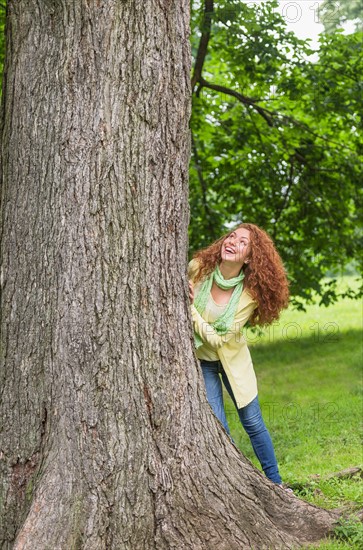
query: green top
[{"left": 193, "top": 265, "right": 244, "bottom": 348}]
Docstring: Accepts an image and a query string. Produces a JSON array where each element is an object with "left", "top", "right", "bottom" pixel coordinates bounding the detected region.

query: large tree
[{"left": 1, "top": 1, "right": 339, "bottom": 548}]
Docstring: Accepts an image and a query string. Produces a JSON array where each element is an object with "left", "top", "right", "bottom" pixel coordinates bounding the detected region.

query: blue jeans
[{"left": 201, "top": 359, "right": 282, "bottom": 484}]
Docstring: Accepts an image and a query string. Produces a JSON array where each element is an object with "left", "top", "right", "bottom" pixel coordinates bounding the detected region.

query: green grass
[{"left": 225, "top": 276, "right": 363, "bottom": 549}]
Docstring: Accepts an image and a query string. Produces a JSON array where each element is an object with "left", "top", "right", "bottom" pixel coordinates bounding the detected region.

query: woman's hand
[{"left": 189, "top": 280, "right": 194, "bottom": 304}]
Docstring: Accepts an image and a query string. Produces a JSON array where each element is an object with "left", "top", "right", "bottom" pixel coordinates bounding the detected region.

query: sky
[
  {"left": 248, "top": 1, "right": 356, "bottom": 50},
  {"left": 275, "top": 0, "right": 325, "bottom": 48}
]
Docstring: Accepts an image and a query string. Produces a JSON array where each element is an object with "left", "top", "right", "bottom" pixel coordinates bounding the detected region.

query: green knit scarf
[{"left": 193, "top": 265, "right": 244, "bottom": 349}]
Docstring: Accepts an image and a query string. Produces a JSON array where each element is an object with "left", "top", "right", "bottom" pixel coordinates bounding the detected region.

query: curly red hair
[{"left": 192, "top": 223, "right": 289, "bottom": 326}]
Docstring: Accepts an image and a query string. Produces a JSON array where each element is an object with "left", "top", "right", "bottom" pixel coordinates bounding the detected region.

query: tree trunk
[{"left": 0, "top": 1, "right": 338, "bottom": 548}]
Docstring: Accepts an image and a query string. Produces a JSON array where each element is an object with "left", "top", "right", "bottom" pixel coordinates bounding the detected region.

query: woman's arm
[
  {"left": 191, "top": 295, "right": 256, "bottom": 350},
  {"left": 188, "top": 258, "right": 200, "bottom": 282}
]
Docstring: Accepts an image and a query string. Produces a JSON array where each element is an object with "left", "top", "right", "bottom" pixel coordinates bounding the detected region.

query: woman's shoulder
[{"left": 240, "top": 288, "right": 258, "bottom": 309}]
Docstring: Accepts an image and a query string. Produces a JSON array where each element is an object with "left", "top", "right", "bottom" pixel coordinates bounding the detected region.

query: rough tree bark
[{"left": 0, "top": 1, "right": 339, "bottom": 548}]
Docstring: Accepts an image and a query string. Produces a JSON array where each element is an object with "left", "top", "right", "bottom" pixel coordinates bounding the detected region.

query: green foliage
[
  {"left": 307, "top": 515, "right": 363, "bottom": 549},
  {"left": 295, "top": 476, "right": 363, "bottom": 512},
  {"left": 333, "top": 517, "right": 363, "bottom": 546},
  {"left": 190, "top": 1, "right": 362, "bottom": 307},
  {"left": 320, "top": 0, "right": 363, "bottom": 34}
]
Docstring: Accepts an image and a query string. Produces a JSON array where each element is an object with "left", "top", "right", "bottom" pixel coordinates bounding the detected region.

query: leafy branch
[
  {"left": 198, "top": 77, "right": 274, "bottom": 126},
  {"left": 191, "top": 0, "right": 213, "bottom": 90},
  {"left": 191, "top": 0, "right": 357, "bottom": 155}
]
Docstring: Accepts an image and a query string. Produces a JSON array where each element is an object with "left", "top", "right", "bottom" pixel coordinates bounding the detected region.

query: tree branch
[
  {"left": 272, "top": 161, "right": 295, "bottom": 238},
  {"left": 191, "top": 133, "right": 218, "bottom": 239},
  {"left": 191, "top": 0, "right": 357, "bottom": 171},
  {"left": 191, "top": 0, "right": 214, "bottom": 91},
  {"left": 191, "top": 132, "right": 208, "bottom": 207},
  {"left": 275, "top": 111, "right": 358, "bottom": 153},
  {"left": 199, "top": 76, "right": 358, "bottom": 154},
  {"left": 246, "top": 109, "right": 266, "bottom": 146},
  {"left": 199, "top": 78, "right": 275, "bottom": 127}
]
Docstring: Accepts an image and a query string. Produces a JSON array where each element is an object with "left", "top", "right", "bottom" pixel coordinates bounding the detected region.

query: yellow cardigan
[{"left": 188, "top": 259, "right": 258, "bottom": 408}]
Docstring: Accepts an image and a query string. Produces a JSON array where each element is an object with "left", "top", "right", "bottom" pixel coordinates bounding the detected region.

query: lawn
[{"left": 224, "top": 276, "right": 362, "bottom": 549}]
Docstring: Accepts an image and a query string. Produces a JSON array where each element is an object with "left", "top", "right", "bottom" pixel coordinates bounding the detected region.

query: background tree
[
  {"left": 320, "top": 0, "right": 363, "bottom": 34},
  {"left": 189, "top": 0, "right": 362, "bottom": 309},
  {"left": 0, "top": 0, "right": 340, "bottom": 548}
]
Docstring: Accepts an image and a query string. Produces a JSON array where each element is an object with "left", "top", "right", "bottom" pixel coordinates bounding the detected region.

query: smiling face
[{"left": 220, "top": 227, "right": 251, "bottom": 267}]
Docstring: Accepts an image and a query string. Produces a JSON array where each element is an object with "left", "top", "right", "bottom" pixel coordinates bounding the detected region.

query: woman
[{"left": 188, "top": 223, "right": 289, "bottom": 485}]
